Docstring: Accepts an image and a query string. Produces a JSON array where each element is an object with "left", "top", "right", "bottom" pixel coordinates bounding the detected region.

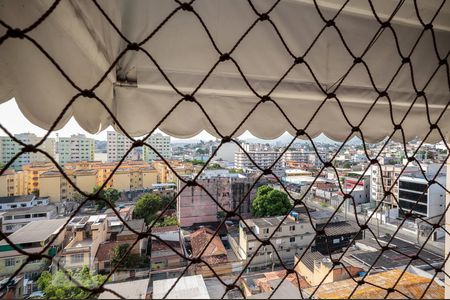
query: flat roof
[
  {"left": 0, "top": 218, "right": 68, "bottom": 245},
  {"left": 98, "top": 278, "right": 149, "bottom": 299},
  {"left": 153, "top": 275, "right": 210, "bottom": 299},
  {"left": 246, "top": 216, "right": 297, "bottom": 228},
  {"left": 352, "top": 237, "right": 443, "bottom": 270},
  {"left": 2, "top": 204, "right": 56, "bottom": 216},
  {"left": 304, "top": 269, "right": 443, "bottom": 299},
  {"left": 0, "top": 195, "right": 34, "bottom": 204}
]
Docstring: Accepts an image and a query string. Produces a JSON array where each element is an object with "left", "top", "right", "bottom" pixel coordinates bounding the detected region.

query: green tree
[
  {"left": 111, "top": 243, "right": 149, "bottom": 269},
  {"left": 37, "top": 266, "right": 106, "bottom": 299},
  {"left": 133, "top": 193, "right": 163, "bottom": 224},
  {"left": 92, "top": 186, "right": 120, "bottom": 210},
  {"left": 31, "top": 189, "right": 40, "bottom": 197},
  {"left": 207, "top": 163, "right": 222, "bottom": 170},
  {"left": 160, "top": 195, "right": 176, "bottom": 210},
  {"left": 155, "top": 216, "right": 178, "bottom": 227},
  {"left": 251, "top": 186, "right": 291, "bottom": 217}
]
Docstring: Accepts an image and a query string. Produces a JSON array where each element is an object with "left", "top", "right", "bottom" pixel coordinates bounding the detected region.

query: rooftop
[
  {"left": 297, "top": 251, "right": 331, "bottom": 272},
  {"left": 98, "top": 278, "right": 149, "bottom": 299},
  {"left": 118, "top": 219, "right": 146, "bottom": 236},
  {"left": 151, "top": 225, "right": 179, "bottom": 234},
  {"left": 352, "top": 237, "right": 443, "bottom": 270},
  {"left": 245, "top": 215, "right": 307, "bottom": 229},
  {"left": 0, "top": 195, "right": 35, "bottom": 204},
  {"left": 153, "top": 275, "right": 210, "bottom": 299},
  {"left": 190, "top": 228, "right": 227, "bottom": 265},
  {"left": 1, "top": 204, "right": 57, "bottom": 216},
  {"left": 303, "top": 269, "right": 443, "bottom": 299},
  {"left": 0, "top": 218, "right": 68, "bottom": 245}
]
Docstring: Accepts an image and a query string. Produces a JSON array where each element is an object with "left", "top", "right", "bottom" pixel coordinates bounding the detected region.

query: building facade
[
  {"left": 143, "top": 133, "right": 172, "bottom": 162},
  {"left": 0, "top": 205, "right": 57, "bottom": 234},
  {"left": 176, "top": 173, "right": 254, "bottom": 227},
  {"left": 398, "top": 164, "right": 446, "bottom": 218},
  {"left": 56, "top": 134, "right": 95, "bottom": 165},
  {"left": 370, "top": 164, "right": 419, "bottom": 209},
  {"left": 0, "top": 133, "right": 55, "bottom": 170},
  {"left": 237, "top": 215, "right": 315, "bottom": 269}
]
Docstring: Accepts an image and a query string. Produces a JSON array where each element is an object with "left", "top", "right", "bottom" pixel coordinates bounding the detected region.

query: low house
[
  {"left": 0, "top": 195, "right": 49, "bottom": 211},
  {"left": 0, "top": 218, "right": 68, "bottom": 279},
  {"left": 149, "top": 225, "right": 187, "bottom": 282},
  {"left": 294, "top": 251, "right": 363, "bottom": 286},
  {"left": 241, "top": 270, "right": 309, "bottom": 298},
  {"left": 191, "top": 227, "right": 227, "bottom": 265},
  {"left": 95, "top": 219, "right": 148, "bottom": 273},
  {"left": 0, "top": 205, "right": 57, "bottom": 234},
  {"left": 60, "top": 215, "right": 108, "bottom": 270}
]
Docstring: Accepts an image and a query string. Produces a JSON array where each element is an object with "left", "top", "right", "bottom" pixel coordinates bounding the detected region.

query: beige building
[
  {"left": 152, "top": 160, "right": 196, "bottom": 183},
  {"left": 0, "top": 169, "right": 15, "bottom": 197},
  {"left": 38, "top": 161, "right": 158, "bottom": 202},
  {"left": 236, "top": 215, "right": 315, "bottom": 269},
  {"left": 294, "top": 251, "right": 363, "bottom": 286},
  {"left": 60, "top": 215, "right": 109, "bottom": 270}
]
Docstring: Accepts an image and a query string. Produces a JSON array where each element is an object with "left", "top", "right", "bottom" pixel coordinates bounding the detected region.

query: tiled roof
[
  {"left": 151, "top": 240, "right": 181, "bottom": 253},
  {"left": 151, "top": 225, "right": 179, "bottom": 233},
  {"left": 95, "top": 240, "right": 133, "bottom": 262},
  {"left": 304, "top": 269, "right": 443, "bottom": 299},
  {"left": 190, "top": 227, "right": 227, "bottom": 265}
]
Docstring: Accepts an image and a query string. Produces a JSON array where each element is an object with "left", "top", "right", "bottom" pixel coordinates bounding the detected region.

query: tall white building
[
  {"left": 107, "top": 131, "right": 171, "bottom": 163},
  {"left": 234, "top": 144, "right": 285, "bottom": 175},
  {"left": 107, "top": 131, "right": 135, "bottom": 162},
  {"left": 142, "top": 133, "right": 172, "bottom": 162},
  {"left": 56, "top": 134, "right": 95, "bottom": 165},
  {"left": 0, "top": 133, "right": 55, "bottom": 170}
]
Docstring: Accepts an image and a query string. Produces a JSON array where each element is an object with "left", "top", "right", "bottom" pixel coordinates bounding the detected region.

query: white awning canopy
[{"left": 0, "top": 0, "right": 449, "bottom": 142}]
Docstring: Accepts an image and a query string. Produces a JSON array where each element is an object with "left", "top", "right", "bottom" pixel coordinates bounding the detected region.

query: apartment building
[
  {"left": 39, "top": 169, "right": 97, "bottom": 202},
  {"left": 176, "top": 172, "right": 255, "bottom": 227},
  {"left": 237, "top": 215, "right": 315, "bottom": 269},
  {"left": 0, "top": 169, "right": 16, "bottom": 197},
  {"left": 0, "top": 204, "right": 57, "bottom": 234},
  {"left": 38, "top": 161, "right": 158, "bottom": 202},
  {"left": 370, "top": 164, "right": 420, "bottom": 210},
  {"left": 152, "top": 160, "right": 196, "bottom": 183},
  {"left": 56, "top": 134, "right": 95, "bottom": 165},
  {"left": 107, "top": 131, "right": 139, "bottom": 162},
  {"left": 142, "top": 133, "right": 172, "bottom": 162},
  {"left": 0, "top": 219, "right": 67, "bottom": 279},
  {"left": 234, "top": 145, "right": 285, "bottom": 176},
  {"left": 22, "top": 163, "right": 55, "bottom": 194},
  {"left": 0, "top": 133, "right": 55, "bottom": 170},
  {"left": 398, "top": 164, "right": 446, "bottom": 218}
]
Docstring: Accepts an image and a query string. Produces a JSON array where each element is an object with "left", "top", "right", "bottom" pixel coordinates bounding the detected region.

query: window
[
  {"left": 289, "top": 237, "right": 295, "bottom": 243},
  {"left": 289, "top": 225, "right": 295, "bottom": 231},
  {"left": 70, "top": 253, "right": 84, "bottom": 264},
  {"left": 5, "top": 258, "right": 15, "bottom": 267},
  {"left": 263, "top": 228, "right": 269, "bottom": 234}
]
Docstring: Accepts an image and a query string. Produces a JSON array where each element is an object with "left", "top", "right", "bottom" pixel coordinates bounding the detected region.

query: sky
[{"left": 0, "top": 98, "right": 256, "bottom": 142}]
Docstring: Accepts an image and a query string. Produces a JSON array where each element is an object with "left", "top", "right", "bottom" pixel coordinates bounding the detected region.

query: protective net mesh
[{"left": 0, "top": 0, "right": 450, "bottom": 299}]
